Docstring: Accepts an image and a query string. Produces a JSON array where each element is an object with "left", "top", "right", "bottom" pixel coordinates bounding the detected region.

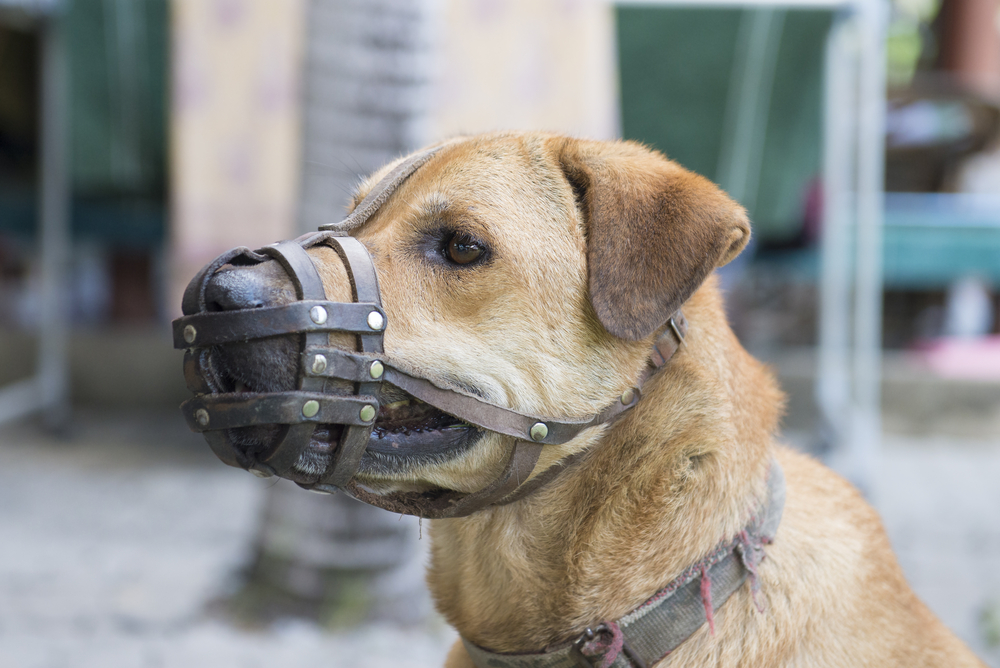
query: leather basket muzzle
[
  {"left": 172, "top": 230, "right": 387, "bottom": 489},
  {"left": 171, "top": 144, "right": 687, "bottom": 518}
]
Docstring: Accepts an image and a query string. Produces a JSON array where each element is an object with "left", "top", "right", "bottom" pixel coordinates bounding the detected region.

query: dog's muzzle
[{"left": 171, "top": 146, "right": 687, "bottom": 518}]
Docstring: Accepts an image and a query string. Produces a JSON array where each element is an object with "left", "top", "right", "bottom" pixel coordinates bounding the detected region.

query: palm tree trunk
[{"left": 233, "top": 0, "right": 438, "bottom": 628}]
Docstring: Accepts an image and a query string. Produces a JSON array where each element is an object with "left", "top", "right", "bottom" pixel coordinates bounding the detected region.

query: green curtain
[
  {"left": 617, "top": 8, "right": 830, "bottom": 244},
  {"left": 68, "top": 0, "right": 168, "bottom": 198}
]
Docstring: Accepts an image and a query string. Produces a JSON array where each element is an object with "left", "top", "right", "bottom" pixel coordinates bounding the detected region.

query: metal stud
[
  {"left": 310, "top": 305, "right": 328, "bottom": 325},
  {"left": 529, "top": 422, "right": 549, "bottom": 442},
  {"left": 367, "top": 310, "right": 385, "bottom": 331},
  {"left": 183, "top": 325, "right": 197, "bottom": 344},
  {"left": 302, "top": 400, "right": 320, "bottom": 418},
  {"left": 369, "top": 360, "right": 384, "bottom": 379},
  {"left": 359, "top": 404, "right": 376, "bottom": 422},
  {"left": 194, "top": 408, "right": 210, "bottom": 427},
  {"left": 311, "top": 354, "right": 328, "bottom": 375},
  {"left": 620, "top": 388, "right": 636, "bottom": 405}
]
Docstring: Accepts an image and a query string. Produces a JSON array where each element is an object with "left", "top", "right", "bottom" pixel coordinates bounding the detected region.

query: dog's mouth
[
  {"left": 210, "top": 341, "right": 483, "bottom": 482},
  {"left": 311, "top": 390, "right": 479, "bottom": 456}
]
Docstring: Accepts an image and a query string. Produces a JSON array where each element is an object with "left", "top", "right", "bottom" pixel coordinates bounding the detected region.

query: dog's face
[{"left": 203, "top": 133, "right": 749, "bottom": 495}]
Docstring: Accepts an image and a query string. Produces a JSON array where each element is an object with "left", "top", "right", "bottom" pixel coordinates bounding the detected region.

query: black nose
[
  {"left": 205, "top": 262, "right": 296, "bottom": 312},
  {"left": 200, "top": 259, "right": 300, "bottom": 395}
]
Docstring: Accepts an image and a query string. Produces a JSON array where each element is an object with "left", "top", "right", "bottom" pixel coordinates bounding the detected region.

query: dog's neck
[{"left": 425, "top": 283, "right": 783, "bottom": 653}]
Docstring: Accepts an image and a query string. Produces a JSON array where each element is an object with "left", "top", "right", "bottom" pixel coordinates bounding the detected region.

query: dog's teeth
[
  {"left": 235, "top": 380, "right": 249, "bottom": 393},
  {"left": 383, "top": 400, "right": 411, "bottom": 410}
]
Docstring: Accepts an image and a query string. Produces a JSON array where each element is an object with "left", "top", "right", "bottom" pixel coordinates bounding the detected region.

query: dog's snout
[
  {"left": 202, "top": 260, "right": 300, "bottom": 395},
  {"left": 205, "top": 262, "right": 295, "bottom": 312}
]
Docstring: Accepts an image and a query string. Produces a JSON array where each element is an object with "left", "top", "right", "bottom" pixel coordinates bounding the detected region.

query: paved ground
[{"left": 0, "top": 410, "right": 997, "bottom": 667}]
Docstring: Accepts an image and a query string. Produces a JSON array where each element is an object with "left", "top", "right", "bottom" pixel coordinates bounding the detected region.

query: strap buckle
[
  {"left": 572, "top": 623, "right": 647, "bottom": 668},
  {"left": 571, "top": 627, "right": 601, "bottom": 668}
]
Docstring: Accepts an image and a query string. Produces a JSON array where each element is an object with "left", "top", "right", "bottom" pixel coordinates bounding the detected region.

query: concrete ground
[{"left": 0, "top": 409, "right": 998, "bottom": 667}]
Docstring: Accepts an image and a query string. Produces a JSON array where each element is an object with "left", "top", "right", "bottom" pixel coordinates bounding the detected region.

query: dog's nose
[{"left": 205, "top": 262, "right": 295, "bottom": 312}]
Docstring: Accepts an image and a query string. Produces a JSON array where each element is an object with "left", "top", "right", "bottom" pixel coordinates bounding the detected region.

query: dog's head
[{"left": 185, "top": 133, "right": 749, "bottom": 500}]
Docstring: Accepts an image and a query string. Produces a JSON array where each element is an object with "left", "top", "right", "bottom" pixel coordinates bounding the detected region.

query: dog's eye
[{"left": 445, "top": 234, "right": 485, "bottom": 265}]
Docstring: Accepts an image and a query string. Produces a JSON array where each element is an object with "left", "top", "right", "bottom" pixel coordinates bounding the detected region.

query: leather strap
[
  {"left": 252, "top": 241, "right": 336, "bottom": 473},
  {"left": 343, "top": 440, "right": 545, "bottom": 519},
  {"left": 321, "top": 235, "right": 386, "bottom": 487},
  {"left": 181, "top": 392, "right": 378, "bottom": 431},
  {"left": 298, "top": 316, "right": 686, "bottom": 448},
  {"left": 319, "top": 145, "right": 447, "bottom": 233},
  {"left": 172, "top": 301, "right": 385, "bottom": 348},
  {"left": 461, "top": 461, "right": 786, "bottom": 668}
]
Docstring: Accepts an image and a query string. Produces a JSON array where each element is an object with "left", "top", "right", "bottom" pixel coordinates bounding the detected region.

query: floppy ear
[{"left": 556, "top": 138, "right": 750, "bottom": 341}]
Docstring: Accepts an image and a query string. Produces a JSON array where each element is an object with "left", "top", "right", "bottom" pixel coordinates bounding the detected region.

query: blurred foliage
[{"left": 886, "top": 0, "right": 942, "bottom": 87}]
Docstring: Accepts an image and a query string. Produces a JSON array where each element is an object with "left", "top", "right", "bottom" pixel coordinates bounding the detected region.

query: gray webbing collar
[{"left": 461, "top": 461, "right": 786, "bottom": 668}]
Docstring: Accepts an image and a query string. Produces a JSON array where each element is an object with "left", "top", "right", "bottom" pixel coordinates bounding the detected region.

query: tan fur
[{"left": 301, "top": 133, "right": 984, "bottom": 666}]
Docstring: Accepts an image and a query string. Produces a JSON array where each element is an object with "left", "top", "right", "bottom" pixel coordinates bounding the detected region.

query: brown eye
[{"left": 446, "top": 235, "right": 484, "bottom": 265}]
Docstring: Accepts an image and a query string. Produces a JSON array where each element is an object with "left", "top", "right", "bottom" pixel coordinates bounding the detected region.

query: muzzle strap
[
  {"left": 249, "top": 240, "right": 337, "bottom": 475},
  {"left": 319, "top": 235, "right": 386, "bottom": 487},
  {"left": 343, "top": 440, "right": 545, "bottom": 519},
  {"left": 319, "top": 145, "right": 447, "bottom": 234}
]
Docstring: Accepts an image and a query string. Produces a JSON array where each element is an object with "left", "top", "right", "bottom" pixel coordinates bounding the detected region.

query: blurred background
[{"left": 0, "top": 0, "right": 998, "bottom": 666}]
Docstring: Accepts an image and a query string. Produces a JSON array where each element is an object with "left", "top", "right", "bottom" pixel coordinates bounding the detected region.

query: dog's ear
[{"left": 556, "top": 138, "right": 750, "bottom": 341}]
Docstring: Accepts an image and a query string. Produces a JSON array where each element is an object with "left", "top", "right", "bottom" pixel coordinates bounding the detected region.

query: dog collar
[
  {"left": 172, "top": 145, "right": 688, "bottom": 518},
  {"left": 461, "top": 460, "right": 786, "bottom": 668}
]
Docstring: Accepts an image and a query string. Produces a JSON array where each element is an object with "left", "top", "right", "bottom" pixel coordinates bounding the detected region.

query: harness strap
[
  {"left": 319, "top": 145, "right": 448, "bottom": 234},
  {"left": 253, "top": 241, "right": 337, "bottom": 475},
  {"left": 461, "top": 461, "right": 787, "bottom": 668},
  {"left": 321, "top": 235, "right": 385, "bottom": 486},
  {"left": 335, "top": 317, "right": 687, "bottom": 519},
  {"left": 343, "top": 440, "right": 545, "bottom": 519}
]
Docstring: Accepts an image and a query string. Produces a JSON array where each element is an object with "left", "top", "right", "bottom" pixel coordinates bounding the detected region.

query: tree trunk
[{"left": 232, "top": 0, "right": 437, "bottom": 628}]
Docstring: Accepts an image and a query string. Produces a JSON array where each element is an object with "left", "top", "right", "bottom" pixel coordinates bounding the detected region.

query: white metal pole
[
  {"left": 0, "top": 10, "right": 70, "bottom": 427},
  {"left": 817, "top": 11, "right": 856, "bottom": 461},
  {"left": 849, "top": 0, "right": 886, "bottom": 499}
]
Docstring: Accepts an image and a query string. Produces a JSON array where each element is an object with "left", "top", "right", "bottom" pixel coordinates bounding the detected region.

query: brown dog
[{"left": 198, "top": 133, "right": 985, "bottom": 666}]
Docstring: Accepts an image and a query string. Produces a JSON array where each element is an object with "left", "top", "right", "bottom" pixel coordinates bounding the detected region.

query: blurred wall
[
  {"left": 169, "top": 0, "right": 306, "bottom": 313},
  {"left": 429, "top": 0, "right": 619, "bottom": 141},
  {"left": 167, "top": 0, "right": 619, "bottom": 309}
]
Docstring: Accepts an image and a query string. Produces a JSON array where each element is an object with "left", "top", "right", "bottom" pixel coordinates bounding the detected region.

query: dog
[{"left": 193, "top": 132, "right": 985, "bottom": 666}]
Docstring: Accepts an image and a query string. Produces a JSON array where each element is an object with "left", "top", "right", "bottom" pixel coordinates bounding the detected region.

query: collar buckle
[{"left": 572, "top": 622, "right": 647, "bottom": 668}]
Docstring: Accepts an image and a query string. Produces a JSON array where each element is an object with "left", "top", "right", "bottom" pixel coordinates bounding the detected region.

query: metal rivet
[
  {"left": 302, "top": 400, "right": 320, "bottom": 418},
  {"left": 310, "top": 305, "right": 328, "bottom": 325},
  {"left": 367, "top": 310, "right": 384, "bottom": 331},
  {"left": 194, "top": 408, "right": 209, "bottom": 427},
  {"left": 621, "top": 388, "right": 636, "bottom": 405},
  {"left": 359, "top": 404, "right": 376, "bottom": 422},
  {"left": 183, "top": 325, "right": 197, "bottom": 344},
  {"left": 530, "top": 422, "right": 548, "bottom": 442},
  {"left": 311, "top": 354, "right": 328, "bottom": 374},
  {"left": 369, "top": 360, "right": 384, "bottom": 379}
]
